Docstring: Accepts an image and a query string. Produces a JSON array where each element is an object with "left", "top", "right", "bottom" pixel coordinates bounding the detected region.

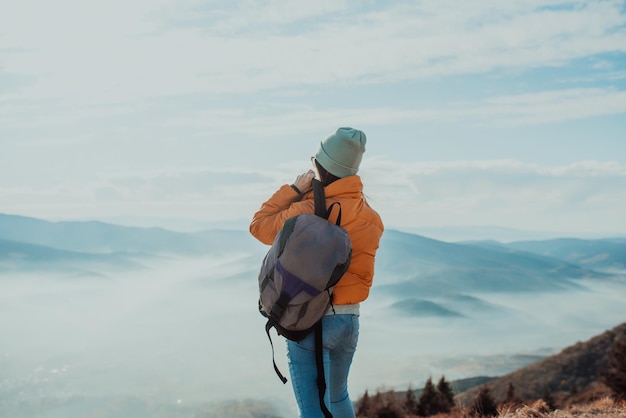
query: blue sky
[{"left": 1, "top": 0, "right": 626, "bottom": 236}]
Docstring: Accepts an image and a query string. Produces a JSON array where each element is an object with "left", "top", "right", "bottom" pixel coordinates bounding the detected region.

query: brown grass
[{"left": 497, "top": 397, "right": 626, "bottom": 418}]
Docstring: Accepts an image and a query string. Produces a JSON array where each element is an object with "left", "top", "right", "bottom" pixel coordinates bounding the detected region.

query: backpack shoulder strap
[
  {"left": 312, "top": 179, "right": 327, "bottom": 218},
  {"left": 312, "top": 178, "right": 342, "bottom": 226},
  {"left": 315, "top": 321, "right": 333, "bottom": 418}
]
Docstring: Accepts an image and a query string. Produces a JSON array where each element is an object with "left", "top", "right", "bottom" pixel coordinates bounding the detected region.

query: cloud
[
  {"left": 1, "top": 1, "right": 624, "bottom": 235},
  {"left": 155, "top": 87, "right": 626, "bottom": 137},
  {"left": 33, "top": 167, "right": 284, "bottom": 221},
  {"left": 1, "top": 0, "right": 625, "bottom": 104},
  {"left": 2, "top": 85, "right": 624, "bottom": 140},
  {"left": 3, "top": 159, "right": 626, "bottom": 235},
  {"left": 98, "top": 168, "right": 270, "bottom": 200},
  {"left": 183, "top": 0, "right": 351, "bottom": 34},
  {"left": 476, "top": 88, "right": 626, "bottom": 126},
  {"left": 361, "top": 158, "right": 626, "bottom": 232}
]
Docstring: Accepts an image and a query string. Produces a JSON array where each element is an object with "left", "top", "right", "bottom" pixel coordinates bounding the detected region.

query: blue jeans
[{"left": 286, "top": 314, "right": 359, "bottom": 418}]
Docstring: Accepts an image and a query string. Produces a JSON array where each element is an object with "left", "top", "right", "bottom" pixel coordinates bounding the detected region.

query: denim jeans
[{"left": 286, "top": 314, "right": 359, "bottom": 418}]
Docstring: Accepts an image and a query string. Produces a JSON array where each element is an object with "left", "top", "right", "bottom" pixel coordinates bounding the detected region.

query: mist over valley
[{"left": 1, "top": 213, "right": 625, "bottom": 417}]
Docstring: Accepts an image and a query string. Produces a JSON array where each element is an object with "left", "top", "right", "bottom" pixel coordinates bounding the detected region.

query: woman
[{"left": 249, "top": 127, "right": 384, "bottom": 417}]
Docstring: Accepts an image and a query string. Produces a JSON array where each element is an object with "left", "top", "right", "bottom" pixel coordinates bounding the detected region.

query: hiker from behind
[{"left": 249, "top": 127, "right": 384, "bottom": 417}]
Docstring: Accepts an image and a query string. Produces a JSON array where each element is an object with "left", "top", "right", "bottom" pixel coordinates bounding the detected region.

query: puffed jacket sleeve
[{"left": 249, "top": 184, "right": 315, "bottom": 245}]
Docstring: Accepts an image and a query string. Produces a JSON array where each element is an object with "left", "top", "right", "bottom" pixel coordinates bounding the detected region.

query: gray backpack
[{"left": 258, "top": 179, "right": 352, "bottom": 417}]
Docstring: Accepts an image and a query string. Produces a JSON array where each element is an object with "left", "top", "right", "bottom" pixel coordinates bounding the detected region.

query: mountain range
[
  {"left": 0, "top": 213, "right": 264, "bottom": 275},
  {"left": 2, "top": 213, "right": 625, "bottom": 294},
  {"left": 374, "top": 229, "right": 612, "bottom": 296},
  {"left": 503, "top": 238, "right": 626, "bottom": 272},
  {"left": 0, "top": 239, "right": 142, "bottom": 274},
  {"left": 0, "top": 213, "right": 260, "bottom": 256}
]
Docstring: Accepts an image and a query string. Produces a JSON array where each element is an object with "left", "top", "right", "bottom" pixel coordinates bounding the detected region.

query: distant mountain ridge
[
  {"left": 0, "top": 213, "right": 268, "bottom": 275},
  {"left": 0, "top": 239, "right": 141, "bottom": 274},
  {"left": 0, "top": 213, "right": 262, "bottom": 256},
  {"left": 397, "top": 225, "right": 626, "bottom": 243},
  {"left": 504, "top": 238, "right": 626, "bottom": 272},
  {"left": 375, "top": 229, "right": 608, "bottom": 296},
  {"left": 1, "top": 213, "right": 622, "bottom": 297}
]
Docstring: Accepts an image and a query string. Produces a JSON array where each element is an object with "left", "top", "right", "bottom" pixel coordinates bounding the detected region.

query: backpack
[{"left": 258, "top": 178, "right": 352, "bottom": 417}]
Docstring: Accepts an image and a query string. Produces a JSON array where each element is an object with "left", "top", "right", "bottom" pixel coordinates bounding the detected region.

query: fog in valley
[{"left": 2, "top": 245, "right": 625, "bottom": 418}]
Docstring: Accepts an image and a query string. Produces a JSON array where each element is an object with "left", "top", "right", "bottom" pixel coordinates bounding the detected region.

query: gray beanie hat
[{"left": 314, "top": 127, "right": 366, "bottom": 178}]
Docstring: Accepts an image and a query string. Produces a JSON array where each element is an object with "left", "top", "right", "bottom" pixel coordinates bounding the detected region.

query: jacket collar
[{"left": 323, "top": 175, "right": 363, "bottom": 199}]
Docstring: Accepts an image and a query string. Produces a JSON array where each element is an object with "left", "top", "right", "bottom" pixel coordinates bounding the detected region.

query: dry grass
[{"left": 497, "top": 397, "right": 626, "bottom": 418}]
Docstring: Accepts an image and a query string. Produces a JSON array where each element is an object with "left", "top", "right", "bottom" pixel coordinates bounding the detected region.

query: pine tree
[
  {"left": 371, "top": 390, "right": 384, "bottom": 413},
  {"left": 356, "top": 390, "right": 372, "bottom": 417},
  {"left": 604, "top": 337, "right": 626, "bottom": 400},
  {"left": 470, "top": 386, "right": 498, "bottom": 417},
  {"left": 375, "top": 390, "right": 403, "bottom": 418},
  {"left": 436, "top": 375, "right": 455, "bottom": 412},
  {"left": 403, "top": 385, "right": 418, "bottom": 416},
  {"left": 506, "top": 382, "right": 515, "bottom": 402},
  {"left": 417, "top": 377, "right": 439, "bottom": 417},
  {"left": 503, "top": 382, "right": 522, "bottom": 407}
]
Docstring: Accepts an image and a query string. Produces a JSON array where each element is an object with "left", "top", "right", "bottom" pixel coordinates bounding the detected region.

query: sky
[{"left": 2, "top": 0, "right": 626, "bottom": 237}]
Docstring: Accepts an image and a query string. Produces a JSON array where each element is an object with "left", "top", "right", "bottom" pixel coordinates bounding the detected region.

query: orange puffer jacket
[{"left": 250, "top": 175, "right": 384, "bottom": 305}]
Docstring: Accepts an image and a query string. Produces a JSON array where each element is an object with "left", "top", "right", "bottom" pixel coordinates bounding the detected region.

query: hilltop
[
  {"left": 355, "top": 322, "right": 626, "bottom": 417},
  {"left": 454, "top": 322, "right": 626, "bottom": 407}
]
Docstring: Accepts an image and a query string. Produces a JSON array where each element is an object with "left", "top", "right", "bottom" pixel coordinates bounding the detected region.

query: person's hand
[{"left": 293, "top": 170, "right": 315, "bottom": 194}]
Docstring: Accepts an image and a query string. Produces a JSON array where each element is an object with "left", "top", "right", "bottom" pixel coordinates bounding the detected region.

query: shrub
[{"left": 470, "top": 386, "right": 498, "bottom": 417}]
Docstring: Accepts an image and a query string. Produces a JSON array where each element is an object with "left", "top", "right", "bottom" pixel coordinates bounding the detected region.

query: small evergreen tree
[
  {"left": 417, "top": 377, "right": 439, "bottom": 417},
  {"left": 403, "top": 385, "right": 419, "bottom": 416},
  {"left": 371, "top": 390, "right": 384, "bottom": 413},
  {"left": 604, "top": 337, "right": 626, "bottom": 400},
  {"left": 506, "top": 382, "right": 515, "bottom": 402},
  {"left": 436, "top": 375, "right": 455, "bottom": 412},
  {"left": 470, "top": 386, "right": 498, "bottom": 417},
  {"left": 375, "top": 390, "right": 403, "bottom": 418},
  {"left": 356, "top": 390, "right": 372, "bottom": 417},
  {"left": 502, "top": 382, "right": 523, "bottom": 407}
]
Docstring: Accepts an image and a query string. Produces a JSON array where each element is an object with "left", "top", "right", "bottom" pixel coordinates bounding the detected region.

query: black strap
[
  {"left": 326, "top": 202, "right": 341, "bottom": 226},
  {"left": 315, "top": 321, "right": 333, "bottom": 418},
  {"left": 312, "top": 178, "right": 342, "bottom": 225},
  {"left": 277, "top": 216, "right": 297, "bottom": 257},
  {"left": 312, "top": 179, "right": 327, "bottom": 218},
  {"left": 265, "top": 320, "right": 288, "bottom": 384}
]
